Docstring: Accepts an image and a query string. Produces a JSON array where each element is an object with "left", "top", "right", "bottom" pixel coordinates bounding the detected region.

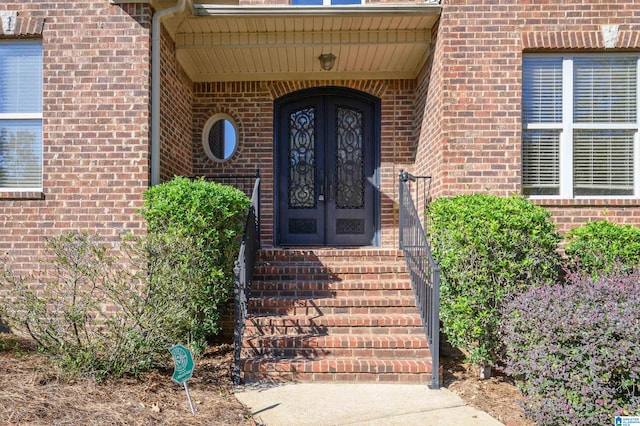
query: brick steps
[
  {"left": 242, "top": 357, "right": 433, "bottom": 383},
  {"left": 253, "top": 264, "right": 408, "bottom": 281},
  {"left": 245, "top": 313, "right": 424, "bottom": 335},
  {"left": 257, "top": 248, "right": 404, "bottom": 263},
  {"left": 251, "top": 279, "right": 414, "bottom": 298},
  {"left": 240, "top": 248, "right": 433, "bottom": 384},
  {"left": 242, "top": 335, "right": 430, "bottom": 358},
  {"left": 248, "top": 295, "right": 419, "bottom": 315}
]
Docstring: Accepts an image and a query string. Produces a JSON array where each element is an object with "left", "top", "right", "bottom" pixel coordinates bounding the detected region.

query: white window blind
[
  {"left": 522, "top": 57, "right": 563, "bottom": 124},
  {"left": 522, "top": 55, "right": 639, "bottom": 198},
  {"left": 0, "top": 121, "right": 43, "bottom": 189},
  {"left": 573, "top": 130, "right": 634, "bottom": 196},
  {"left": 573, "top": 57, "right": 636, "bottom": 123},
  {"left": 522, "top": 130, "right": 560, "bottom": 196},
  {"left": 522, "top": 57, "right": 562, "bottom": 196},
  {"left": 0, "top": 40, "right": 43, "bottom": 190}
]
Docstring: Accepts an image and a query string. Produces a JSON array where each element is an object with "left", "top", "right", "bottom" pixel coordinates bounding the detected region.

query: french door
[{"left": 276, "top": 89, "right": 379, "bottom": 246}]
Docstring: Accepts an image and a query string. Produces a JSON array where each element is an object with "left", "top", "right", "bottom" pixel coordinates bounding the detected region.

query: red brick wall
[
  {"left": 192, "top": 80, "right": 416, "bottom": 247},
  {"left": 413, "top": 21, "right": 443, "bottom": 214},
  {"left": 417, "top": 0, "right": 640, "bottom": 234},
  {"left": 159, "top": 25, "right": 193, "bottom": 182},
  {"left": 0, "top": 1, "right": 152, "bottom": 274}
]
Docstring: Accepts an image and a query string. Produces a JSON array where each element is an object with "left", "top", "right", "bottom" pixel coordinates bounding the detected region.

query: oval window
[{"left": 203, "top": 114, "right": 238, "bottom": 162}]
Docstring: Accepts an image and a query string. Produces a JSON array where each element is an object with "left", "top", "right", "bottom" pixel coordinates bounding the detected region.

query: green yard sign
[
  {"left": 169, "top": 344, "right": 196, "bottom": 414},
  {"left": 169, "top": 344, "right": 195, "bottom": 384}
]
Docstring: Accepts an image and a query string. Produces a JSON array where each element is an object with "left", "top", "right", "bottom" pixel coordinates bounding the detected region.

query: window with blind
[
  {"left": 0, "top": 40, "right": 43, "bottom": 191},
  {"left": 522, "top": 55, "right": 640, "bottom": 198}
]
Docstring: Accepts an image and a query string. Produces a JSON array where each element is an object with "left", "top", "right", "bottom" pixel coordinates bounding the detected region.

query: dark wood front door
[{"left": 276, "top": 88, "right": 379, "bottom": 246}]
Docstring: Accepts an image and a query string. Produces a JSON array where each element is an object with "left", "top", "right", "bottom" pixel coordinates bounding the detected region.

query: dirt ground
[{"left": 0, "top": 334, "right": 533, "bottom": 426}]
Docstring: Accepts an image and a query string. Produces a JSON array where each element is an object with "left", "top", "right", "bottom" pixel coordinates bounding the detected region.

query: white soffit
[{"left": 163, "top": 4, "right": 440, "bottom": 82}]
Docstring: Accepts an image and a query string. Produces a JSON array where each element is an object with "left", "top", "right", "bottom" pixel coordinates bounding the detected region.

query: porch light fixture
[{"left": 318, "top": 53, "right": 336, "bottom": 71}]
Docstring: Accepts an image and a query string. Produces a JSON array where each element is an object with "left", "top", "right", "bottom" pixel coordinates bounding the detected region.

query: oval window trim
[{"left": 202, "top": 113, "right": 239, "bottom": 162}]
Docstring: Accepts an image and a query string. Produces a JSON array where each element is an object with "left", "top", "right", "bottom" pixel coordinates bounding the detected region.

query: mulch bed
[{"left": 0, "top": 336, "right": 253, "bottom": 425}]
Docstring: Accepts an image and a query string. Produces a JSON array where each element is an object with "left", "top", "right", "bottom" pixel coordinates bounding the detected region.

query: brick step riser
[
  {"left": 243, "top": 371, "right": 431, "bottom": 384},
  {"left": 241, "top": 347, "right": 430, "bottom": 358},
  {"left": 249, "top": 306, "right": 420, "bottom": 316},
  {"left": 256, "top": 252, "right": 405, "bottom": 265},
  {"left": 254, "top": 273, "right": 409, "bottom": 282},
  {"left": 241, "top": 359, "right": 433, "bottom": 378},
  {"left": 251, "top": 291, "right": 414, "bottom": 300},
  {"left": 257, "top": 252, "right": 404, "bottom": 264},
  {"left": 255, "top": 263, "right": 405, "bottom": 272},
  {"left": 251, "top": 281, "right": 413, "bottom": 291},
  {"left": 244, "top": 326, "right": 426, "bottom": 336},
  {"left": 247, "top": 316, "right": 423, "bottom": 326},
  {"left": 242, "top": 336, "right": 429, "bottom": 349}
]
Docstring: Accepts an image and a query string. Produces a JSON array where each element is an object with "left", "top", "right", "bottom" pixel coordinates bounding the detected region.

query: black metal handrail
[
  {"left": 231, "top": 173, "right": 260, "bottom": 385},
  {"left": 399, "top": 170, "right": 440, "bottom": 389},
  {"left": 197, "top": 171, "right": 261, "bottom": 250},
  {"left": 198, "top": 172, "right": 260, "bottom": 198}
]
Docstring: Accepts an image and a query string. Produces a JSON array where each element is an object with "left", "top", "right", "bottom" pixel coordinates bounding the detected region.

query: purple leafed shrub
[{"left": 502, "top": 270, "right": 640, "bottom": 425}]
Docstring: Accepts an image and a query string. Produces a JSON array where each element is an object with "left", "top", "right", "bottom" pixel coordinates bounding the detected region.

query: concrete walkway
[{"left": 235, "top": 382, "right": 504, "bottom": 426}]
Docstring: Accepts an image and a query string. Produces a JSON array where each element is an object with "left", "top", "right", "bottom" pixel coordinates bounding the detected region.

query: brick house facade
[
  {"left": 425, "top": 1, "right": 640, "bottom": 233},
  {"left": 1, "top": 2, "right": 151, "bottom": 276},
  {"left": 3, "top": 0, "right": 640, "bottom": 385},
  {"left": 1, "top": 0, "right": 639, "bottom": 286}
]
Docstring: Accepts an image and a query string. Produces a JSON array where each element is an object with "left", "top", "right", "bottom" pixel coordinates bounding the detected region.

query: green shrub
[
  {"left": 428, "top": 194, "right": 561, "bottom": 367},
  {"left": 140, "top": 176, "right": 250, "bottom": 351},
  {"left": 0, "top": 231, "right": 200, "bottom": 378},
  {"left": 502, "top": 270, "right": 640, "bottom": 425},
  {"left": 564, "top": 220, "right": 640, "bottom": 277},
  {"left": 0, "top": 178, "right": 249, "bottom": 378}
]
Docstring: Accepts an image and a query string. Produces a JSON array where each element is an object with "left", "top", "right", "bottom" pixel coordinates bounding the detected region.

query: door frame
[{"left": 274, "top": 86, "right": 381, "bottom": 247}]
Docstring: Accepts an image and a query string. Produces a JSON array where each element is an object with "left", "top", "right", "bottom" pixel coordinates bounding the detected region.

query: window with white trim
[
  {"left": 522, "top": 54, "right": 640, "bottom": 198},
  {"left": 0, "top": 40, "right": 43, "bottom": 191}
]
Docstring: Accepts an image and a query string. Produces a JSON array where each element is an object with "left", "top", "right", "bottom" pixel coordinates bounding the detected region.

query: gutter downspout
[{"left": 151, "top": 0, "right": 186, "bottom": 186}]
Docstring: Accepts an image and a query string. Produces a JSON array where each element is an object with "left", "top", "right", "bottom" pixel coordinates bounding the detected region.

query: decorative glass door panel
[
  {"left": 335, "top": 106, "right": 364, "bottom": 210},
  {"left": 289, "top": 107, "right": 317, "bottom": 209},
  {"left": 277, "top": 90, "right": 377, "bottom": 246}
]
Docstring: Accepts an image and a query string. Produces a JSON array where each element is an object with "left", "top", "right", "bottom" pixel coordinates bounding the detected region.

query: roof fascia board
[{"left": 193, "top": 4, "right": 441, "bottom": 18}]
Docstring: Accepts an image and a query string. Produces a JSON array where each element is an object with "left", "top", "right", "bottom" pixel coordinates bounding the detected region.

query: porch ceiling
[{"left": 162, "top": 4, "right": 441, "bottom": 82}]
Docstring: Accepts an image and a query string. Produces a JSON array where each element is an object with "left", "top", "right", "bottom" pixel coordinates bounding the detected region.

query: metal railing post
[{"left": 399, "top": 170, "right": 404, "bottom": 251}]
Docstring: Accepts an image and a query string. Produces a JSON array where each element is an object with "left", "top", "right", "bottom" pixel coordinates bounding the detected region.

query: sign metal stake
[{"left": 183, "top": 381, "right": 196, "bottom": 414}]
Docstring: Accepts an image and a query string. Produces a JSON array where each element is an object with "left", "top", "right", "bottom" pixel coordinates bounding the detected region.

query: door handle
[
  {"left": 318, "top": 172, "right": 325, "bottom": 201},
  {"left": 328, "top": 171, "right": 334, "bottom": 201}
]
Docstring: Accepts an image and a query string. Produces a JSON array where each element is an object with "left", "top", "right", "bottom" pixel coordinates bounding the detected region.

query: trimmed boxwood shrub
[
  {"left": 140, "top": 176, "right": 250, "bottom": 352},
  {"left": 428, "top": 194, "right": 561, "bottom": 367},
  {"left": 564, "top": 220, "right": 640, "bottom": 277},
  {"left": 502, "top": 270, "right": 640, "bottom": 425}
]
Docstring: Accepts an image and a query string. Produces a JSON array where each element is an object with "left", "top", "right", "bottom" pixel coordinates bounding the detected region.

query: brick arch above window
[
  {"left": 0, "top": 11, "right": 45, "bottom": 37},
  {"left": 522, "top": 28, "right": 640, "bottom": 51}
]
